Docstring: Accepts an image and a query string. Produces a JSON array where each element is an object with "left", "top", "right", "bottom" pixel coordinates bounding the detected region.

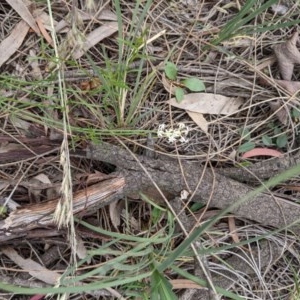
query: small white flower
[
  {"left": 157, "top": 122, "right": 189, "bottom": 144},
  {"left": 178, "top": 122, "right": 185, "bottom": 129},
  {"left": 168, "top": 136, "right": 176, "bottom": 143},
  {"left": 179, "top": 136, "right": 188, "bottom": 143},
  {"left": 157, "top": 130, "right": 163, "bottom": 138},
  {"left": 182, "top": 126, "right": 189, "bottom": 135},
  {"left": 158, "top": 124, "right": 166, "bottom": 130}
]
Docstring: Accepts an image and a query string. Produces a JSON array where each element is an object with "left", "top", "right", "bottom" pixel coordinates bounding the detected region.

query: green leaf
[
  {"left": 238, "top": 141, "right": 255, "bottom": 153},
  {"left": 190, "top": 202, "right": 205, "bottom": 212},
  {"left": 164, "top": 62, "right": 177, "bottom": 80},
  {"left": 152, "top": 207, "right": 162, "bottom": 225},
  {"left": 175, "top": 87, "right": 184, "bottom": 102},
  {"left": 292, "top": 107, "right": 300, "bottom": 118},
  {"left": 273, "top": 127, "right": 281, "bottom": 135},
  {"left": 0, "top": 205, "right": 7, "bottom": 216},
  {"left": 151, "top": 268, "right": 177, "bottom": 300},
  {"left": 182, "top": 78, "right": 205, "bottom": 92},
  {"left": 276, "top": 134, "right": 287, "bottom": 148},
  {"left": 262, "top": 135, "right": 273, "bottom": 146},
  {"left": 239, "top": 128, "right": 251, "bottom": 141}
]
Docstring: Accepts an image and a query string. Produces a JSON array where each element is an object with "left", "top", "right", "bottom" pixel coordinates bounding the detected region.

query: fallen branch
[
  {"left": 0, "top": 177, "right": 125, "bottom": 242},
  {"left": 2, "top": 141, "right": 300, "bottom": 242},
  {"left": 220, "top": 150, "right": 300, "bottom": 182},
  {"left": 73, "top": 142, "right": 300, "bottom": 232}
]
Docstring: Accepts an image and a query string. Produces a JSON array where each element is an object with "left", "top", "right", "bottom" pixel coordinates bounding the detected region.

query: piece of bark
[
  {"left": 73, "top": 142, "right": 300, "bottom": 232},
  {"left": 0, "top": 177, "right": 125, "bottom": 241},
  {"left": 0, "top": 145, "right": 59, "bottom": 163},
  {"left": 220, "top": 150, "right": 300, "bottom": 182}
]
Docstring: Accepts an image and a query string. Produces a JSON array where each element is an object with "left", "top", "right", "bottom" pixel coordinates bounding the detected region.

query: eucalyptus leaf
[
  {"left": 164, "top": 62, "right": 177, "bottom": 80},
  {"left": 182, "top": 78, "right": 205, "bottom": 92},
  {"left": 239, "top": 128, "right": 251, "bottom": 141},
  {"left": 276, "top": 134, "right": 287, "bottom": 148},
  {"left": 274, "top": 127, "right": 281, "bottom": 135},
  {"left": 238, "top": 141, "right": 255, "bottom": 153},
  {"left": 175, "top": 87, "right": 184, "bottom": 102},
  {"left": 292, "top": 107, "right": 300, "bottom": 118},
  {"left": 262, "top": 135, "right": 273, "bottom": 146}
]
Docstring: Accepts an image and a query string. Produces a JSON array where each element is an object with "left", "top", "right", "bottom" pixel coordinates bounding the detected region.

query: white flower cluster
[{"left": 157, "top": 123, "right": 189, "bottom": 143}]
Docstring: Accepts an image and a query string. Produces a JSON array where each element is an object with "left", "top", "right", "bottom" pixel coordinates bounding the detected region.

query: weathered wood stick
[
  {"left": 0, "top": 177, "right": 125, "bottom": 241},
  {"left": 76, "top": 142, "right": 300, "bottom": 232}
]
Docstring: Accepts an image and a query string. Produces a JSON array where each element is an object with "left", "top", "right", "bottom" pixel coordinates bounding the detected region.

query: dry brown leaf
[
  {"left": 32, "top": 9, "right": 57, "bottom": 31},
  {"left": 10, "top": 115, "right": 32, "bottom": 135},
  {"left": 73, "top": 22, "right": 118, "bottom": 59},
  {"left": 273, "top": 32, "right": 300, "bottom": 80},
  {"left": 0, "top": 20, "right": 29, "bottom": 67},
  {"left": 170, "top": 279, "right": 204, "bottom": 290},
  {"left": 76, "top": 235, "right": 90, "bottom": 263},
  {"left": 29, "top": 49, "right": 43, "bottom": 80},
  {"left": 81, "top": 9, "right": 118, "bottom": 21},
  {"left": 55, "top": 9, "right": 117, "bottom": 33},
  {"left": 1, "top": 246, "right": 60, "bottom": 285},
  {"left": 109, "top": 199, "right": 122, "bottom": 229},
  {"left": 186, "top": 111, "right": 208, "bottom": 133},
  {"left": 256, "top": 56, "right": 277, "bottom": 71},
  {"left": 269, "top": 101, "right": 288, "bottom": 125},
  {"left": 120, "top": 210, "right": 140, "bottom": 231},
  {"left": 36, "top": 17, "right": 54, "bottom": 46},
  {"left": 279, "top": 184, "right": 300, "bottom": 192},
  {"left": 228, "top": 216, "right": 240, "bottom": 244},
  {"left": 241, "top": 148, "right": 283, "bottom": 158},
  {"left": 274, "top": 79, "right": 300, "bottom": 94},
  {"left": 29, "top": 174, "right": 52, "bottom": 202},
  {"left": 6, "top": 0, "right": 40, "bottom": 35},
  {"left": 168, "top": 93, "right": 243, "bottom": 115}
]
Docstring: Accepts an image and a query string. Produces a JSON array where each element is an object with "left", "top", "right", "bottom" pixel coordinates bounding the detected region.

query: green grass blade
[
  {"left": 157, "top": 162, "right": 300, "bottom": 273},
  {"left": 213, "top": 0, "right": 279, "bottom": 45},
  {"left": 151, "top": 266, "right": 178, "bottom": 300}
]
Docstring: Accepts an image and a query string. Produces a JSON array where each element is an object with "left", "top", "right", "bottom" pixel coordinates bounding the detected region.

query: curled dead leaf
[
  {"left": 269, "top": 101, "right": 288, "bottom": 125},
  {"left": 109, "top": 199, "right": 123, "bottom": 229},
  {"left": 274, "top": 79, "right": 300, "bottom": 95},
  {"left": 241, "top": 148, "right": 283, "bottom": 159},
  {"left": 273, "top": 32, "right": 300, "bottom": 80}
]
